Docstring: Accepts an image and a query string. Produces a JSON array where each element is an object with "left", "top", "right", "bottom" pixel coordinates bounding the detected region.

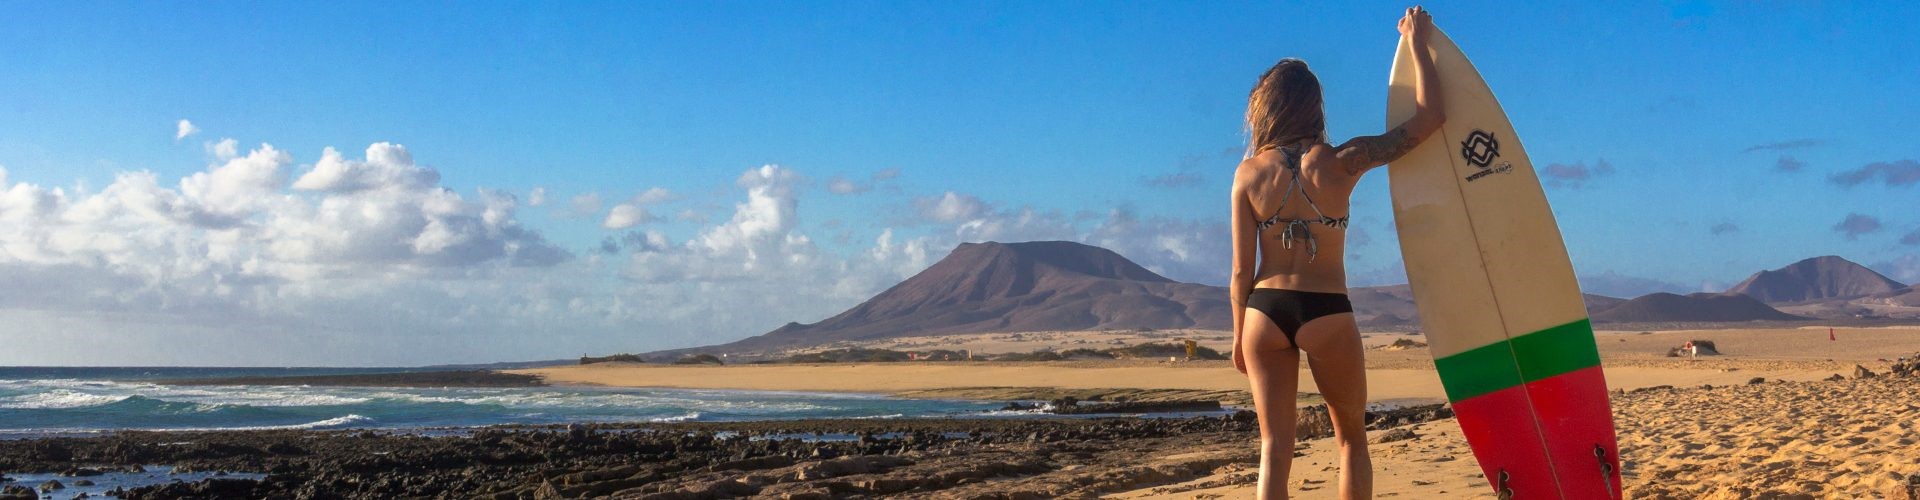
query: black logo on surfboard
[
  {"left": 1460, "top": 129, "right": 1514, "bottom": 183},
  {"left": 1460, "top": 130, "right": 1499, "bottom": 168}
]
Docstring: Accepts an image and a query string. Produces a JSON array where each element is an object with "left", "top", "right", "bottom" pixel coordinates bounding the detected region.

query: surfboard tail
[
  {"left": 1527, "top": 366, "right": 1624, "bottom": 499},
  {"left": 1437, "top": 319, "right": 1623, "bottom": 498}
]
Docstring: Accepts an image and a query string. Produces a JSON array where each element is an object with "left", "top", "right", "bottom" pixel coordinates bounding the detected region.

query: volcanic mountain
[
  {"left": 1725, "top": 256, "right": 1906, "bottom": 304},
  {"left": 1591, "top": 292, "right": 1805, "bottom": 323},
  {"left": 712, "top": 241, "right": 1233, "bottom": 352}
]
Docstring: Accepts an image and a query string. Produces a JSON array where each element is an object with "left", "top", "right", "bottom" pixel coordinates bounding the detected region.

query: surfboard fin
[{"left": 1596, "top": 445, "right": 1620, "bottom": 499}]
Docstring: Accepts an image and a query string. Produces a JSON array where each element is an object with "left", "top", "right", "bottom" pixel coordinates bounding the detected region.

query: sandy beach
[
  {"left": 506, "top": 326, "right": 1920, "bottom": 498},
  {"left": 511, "top": 327, "right": 1911, "bottom": 404}
]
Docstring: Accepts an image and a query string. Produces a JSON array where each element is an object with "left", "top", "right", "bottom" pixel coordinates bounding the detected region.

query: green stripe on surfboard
[{"left": 1433, "top": 319, "right": 1600, "bottom": 401}]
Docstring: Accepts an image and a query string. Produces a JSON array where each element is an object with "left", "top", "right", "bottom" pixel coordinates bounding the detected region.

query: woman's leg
[
  {"left": 1295, "top": 312, "right": 1372, "bottom": 499},
  {"left": 1242, "top": 307, "right": 1302, "bottom": 500}
]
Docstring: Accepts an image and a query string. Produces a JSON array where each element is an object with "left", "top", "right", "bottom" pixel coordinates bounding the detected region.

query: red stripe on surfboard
[
  {"left": 1524, "top": 366, "right": 1623, "bottom": 499},
  {"left": 1452, "top": 385, "right": 1560, "bottom": 498}
]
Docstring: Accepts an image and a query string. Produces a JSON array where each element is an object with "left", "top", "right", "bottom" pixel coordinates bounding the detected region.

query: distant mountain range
[{"left": 666, "top": 243, "right": 1912, "bottom": 355}]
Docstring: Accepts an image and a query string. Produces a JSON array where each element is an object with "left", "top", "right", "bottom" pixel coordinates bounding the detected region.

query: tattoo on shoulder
[{"left": 1336, "top": 127, "right": 1418, "bottom": 175}]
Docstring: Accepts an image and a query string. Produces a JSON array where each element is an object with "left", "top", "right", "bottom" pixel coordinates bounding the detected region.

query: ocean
[{"left": 0, "top": 367, "right": 1012, "bottom": 438}]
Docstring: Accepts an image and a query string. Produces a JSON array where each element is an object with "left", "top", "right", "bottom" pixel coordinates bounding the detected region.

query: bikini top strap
[
  {"left": 1280, "top": 145, "right": 1336, "bottom": 221},
  {"left": 1255, "top": 146, "right": 1305, "bottom": 230}
]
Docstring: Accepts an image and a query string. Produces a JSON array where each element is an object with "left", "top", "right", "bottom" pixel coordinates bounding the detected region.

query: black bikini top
[{"left": 1253, "top": 144, "right": 1349, "bottom": 262}]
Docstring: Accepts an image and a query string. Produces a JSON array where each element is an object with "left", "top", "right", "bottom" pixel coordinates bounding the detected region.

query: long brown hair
[{"left": 1245, "top": 58, "right": 1326, "bottom": 158}]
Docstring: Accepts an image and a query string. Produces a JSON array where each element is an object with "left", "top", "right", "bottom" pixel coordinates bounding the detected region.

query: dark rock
[
  {"left": 1854, "top": 365, "right": 1876, "bottom": 379},
  {"left": 0, "top": 485, "right": 33, "bottom": 500},
  {"left": 1891, "top": 356, "right": 1916, "bottom": 378},
  {"left": 1000, "top": 401, "right": 1043, "bottom": 412},
  {"left": 1369, "top": 428, "right": 1418, "bottom": 444},
  {"left": 35, "top": 481, "right": 59, "bottom": 492},
  {"left": 1825, "top": 373, "right": 1846, "bottom": 381},
  {"left": 0, "top": 412, "right": 1270, "bottom": 499},
  {"left": 1296, "top": 405, "right": 1334, "bottom": 441},
  {"left": 1748, "top": 377, "right": 1766, "bottom": 385},
  {"left": 70, "top": 479, "right": 93, "bottom": 487}
]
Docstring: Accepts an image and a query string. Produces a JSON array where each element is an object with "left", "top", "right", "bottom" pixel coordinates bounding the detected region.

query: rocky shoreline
[{"left": 0, "top": 405, "right": 1458, "bottom": 499}]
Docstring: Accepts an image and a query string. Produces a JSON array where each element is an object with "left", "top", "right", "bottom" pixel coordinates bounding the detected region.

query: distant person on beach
[
  {"left": 1684, "top": 341, "right": 1697, "bottom": 360},
  {"left": 1229, "top": 6, "right": 1443, "bottom": 499}
]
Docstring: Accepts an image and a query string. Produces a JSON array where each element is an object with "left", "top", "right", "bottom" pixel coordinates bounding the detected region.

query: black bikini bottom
[{"left": 1245, "top": 288, "right": 1353, "bottom": 347}]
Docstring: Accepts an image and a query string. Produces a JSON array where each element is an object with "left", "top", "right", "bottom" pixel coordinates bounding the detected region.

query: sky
[{"left": 1, "top": 1, "right": 1916, "bottom": 366}]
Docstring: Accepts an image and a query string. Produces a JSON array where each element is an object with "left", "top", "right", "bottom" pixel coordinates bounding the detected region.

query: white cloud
[
  {"left": 0, "top": 142, "right": 567, "bottom": 307},
  {"left": 1083, "top": 208, "right": 1228, "bottom": 284},
  {"left": 178, "top": 142, "right": 292, "bottom": 223},
  {"left": 291, "top": 143, "right": 438, "bottom": 193},
  {"left": 632, "top": 187, "right": 676, "bottom": 205},
  {"left": 0, "top": 144, "right": 599, "bottom": 361},
  {"left": 916, "top": 191, "right": 989, "bottom": 223},
  {"left": 0, "top": 157, "right": 940, "bottom": 364},
  {"left": 601, "top": 187, "right": 677, "bottom": 230},
  {"left": 205, "top": 138, "right": 239, "bottom": 160},
  {"left": 603, "top": 204, "right": 655, "bottom": 229},
  {"left": 672, "top": 165, "right": 808, "bottom": 277},
  {"left": 527, "top": 187, "right": 547, "bottom": 207},
  {"left": 175, "top": 119, "right": 200, "bottom": 141},
  {"left": 0, "top": 150, "right": 1244, "bottom": 365}
]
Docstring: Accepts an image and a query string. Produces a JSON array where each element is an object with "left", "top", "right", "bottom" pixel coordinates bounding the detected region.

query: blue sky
[{"left": 1, "top": 1, "right": 1915, "bottom": 365}]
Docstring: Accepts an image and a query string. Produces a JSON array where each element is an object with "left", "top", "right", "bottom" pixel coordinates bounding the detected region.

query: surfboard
[{"left": 1385, "top": 29, "right": 1623, "bottom": 499}]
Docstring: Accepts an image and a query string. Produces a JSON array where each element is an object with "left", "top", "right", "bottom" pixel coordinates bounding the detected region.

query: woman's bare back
[{"left": 1241, "top": 144, "right": 1357, "bottom": 293}]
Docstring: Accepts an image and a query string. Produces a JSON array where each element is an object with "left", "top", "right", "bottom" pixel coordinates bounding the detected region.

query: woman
[{"left": 1229, "top": 6, "right": 1443, "bottom": 499}]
